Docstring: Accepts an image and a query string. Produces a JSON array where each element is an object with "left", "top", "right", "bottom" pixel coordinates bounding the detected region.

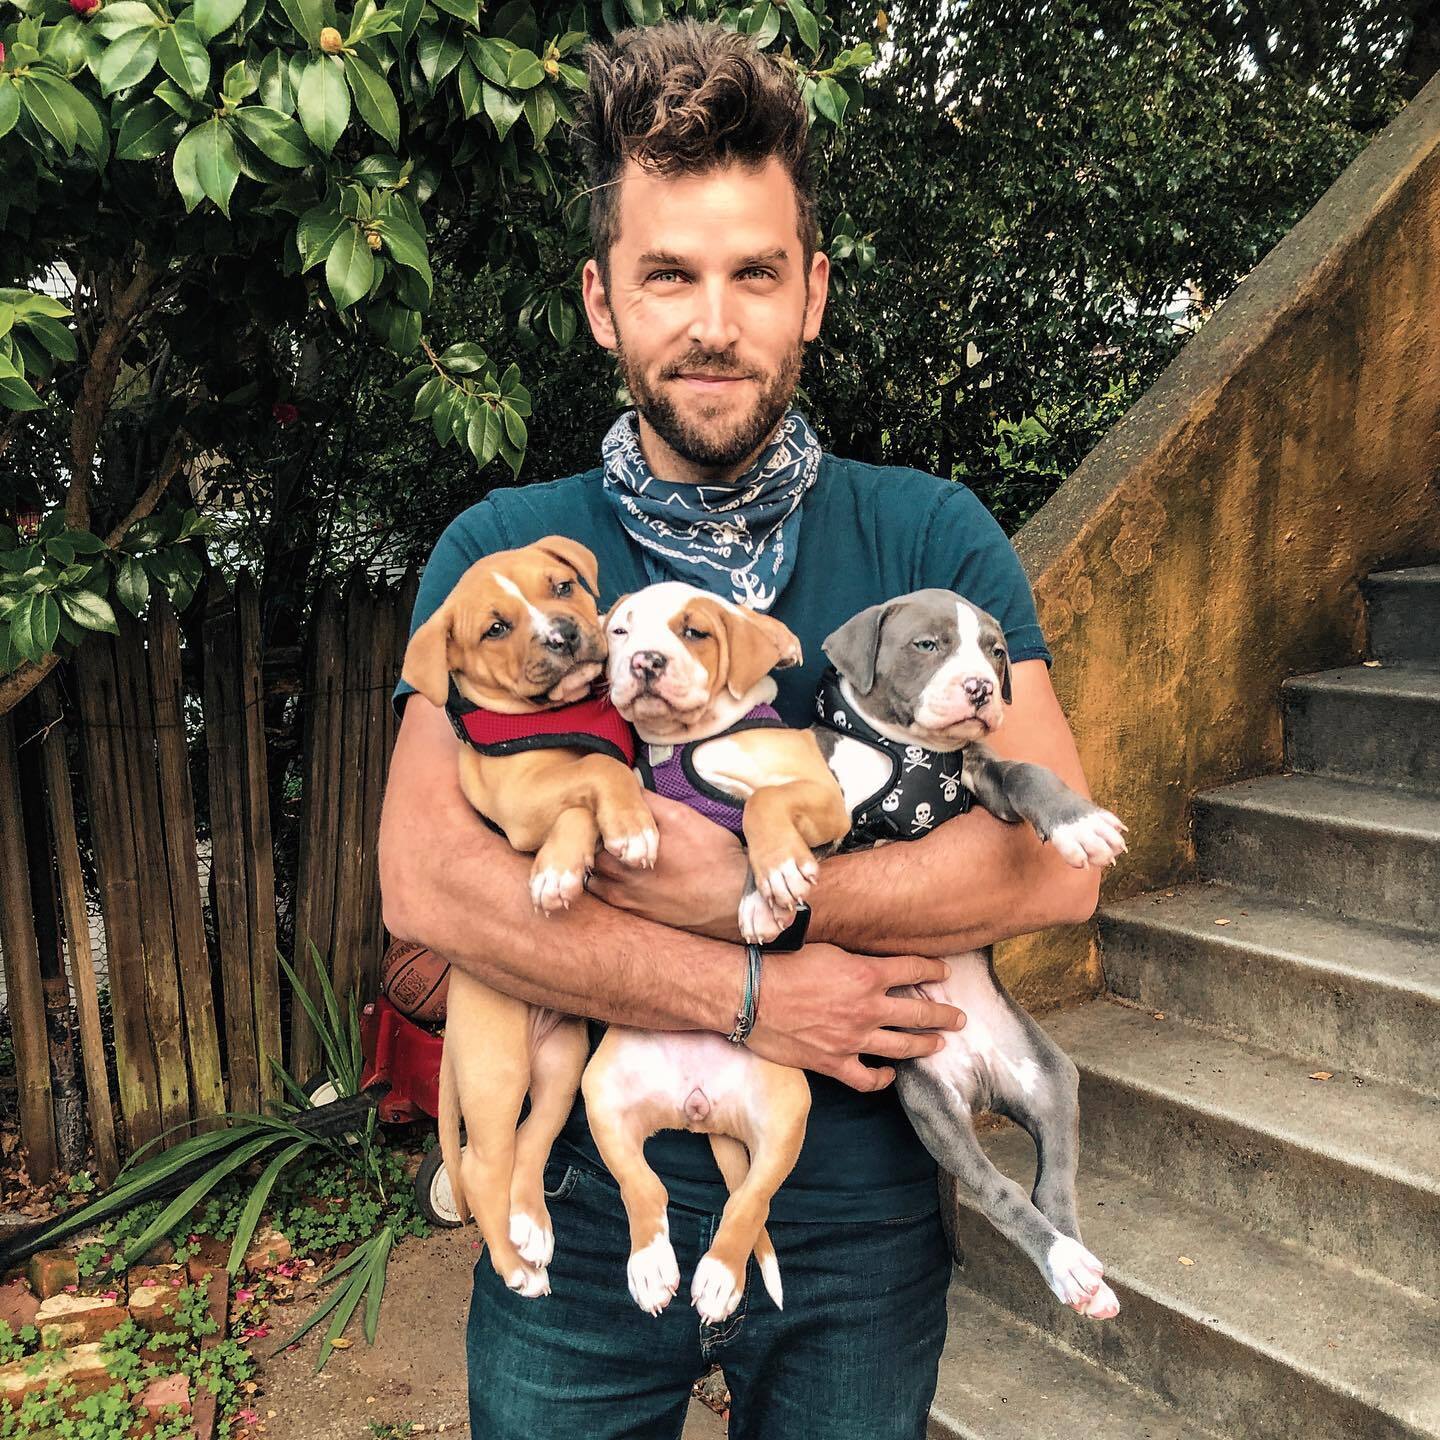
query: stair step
[
  {"left": 1099, "top": 884, "right": 1440, "bottom": 1096},
  {"left": 1193, "top": 773, "right": 1440, "bottom": 932},
  {"left": 948, "top": 1125, "right": 1440, "bottom": 1440},
  {"left": 1044, "top": 1000, "right": 1440, "bottom": 1298},
  {"left": 1283, "top": 663, "right": 1440, "bottom": 794},
  {"left": 1364, "top": 564, "right": 1440, "bottom": 668},
  {"left": 929, "top": 1283, "right": 1220, "bottom": 1440}
]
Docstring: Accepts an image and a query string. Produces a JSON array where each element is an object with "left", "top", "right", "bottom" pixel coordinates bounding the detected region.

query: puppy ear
[
  {"left": 535, "top": 535, "right": 600, "bottom": 598},
  {"left": 401, "top": 605, "right": 453, "bottom": 708},
  {"left": 723, "top": 606, "right": 803, "bottom": 699},
  {"left": 603, "top": 593, "right": 633, "bottom": 628},
  {"left": 996, "top": 644, "right": 1013, "bottom": 705},
  {"left": 822, "top": 602, "right": 892, "bottom": 694}
]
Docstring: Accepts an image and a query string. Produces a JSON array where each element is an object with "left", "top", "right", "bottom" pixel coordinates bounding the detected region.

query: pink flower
[
  {"left": 236, "top": 1289, "right": 254, "bottom": 1304},
  {"left": 271, "top": 401, "right": 300, "bottom": 426},
  {"left": 238, "top": 1409, "right": 260, "bottom": 1424},
  {"left": 241, "top": 1324, "right": 269, "bottom": 1340},
  {"left": 69, "top": 0, "right": 100, "bottom": 15},
  {"left": 0, "top": 42, "right": 7, "bottom": 65},
  {"left": 63, "top": 1284, "right": 78, "bottom": 1294}
]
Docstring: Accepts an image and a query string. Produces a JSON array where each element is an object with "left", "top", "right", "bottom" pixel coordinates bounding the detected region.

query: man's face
[{"left": 581, "top": 155, "right": 829, "bottom": 482}]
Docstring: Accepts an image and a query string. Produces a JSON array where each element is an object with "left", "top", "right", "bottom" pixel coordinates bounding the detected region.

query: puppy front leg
[
  {"left": 741, "top": 778, "right": 851, "bottom": 920},
  {"left": 960, "top": 743, "right": 1127, "bottom": 869}
]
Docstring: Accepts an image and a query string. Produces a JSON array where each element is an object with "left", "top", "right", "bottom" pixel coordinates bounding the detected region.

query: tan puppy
[
  {"left": 401, "top": 537, "right": 658, "bottom": 1298},
  {"left": 581, "top": 583, "right": 850, "bottom": 1323}
]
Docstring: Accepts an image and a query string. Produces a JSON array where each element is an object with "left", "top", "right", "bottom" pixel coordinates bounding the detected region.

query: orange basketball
[{"left": 381, "top": 940, "right": 450, "bottom": 1028}]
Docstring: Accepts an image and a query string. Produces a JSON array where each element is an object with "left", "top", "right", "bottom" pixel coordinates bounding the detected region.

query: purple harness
[{"left": 638, "top": 705, "right": 784, "bottom": 836}]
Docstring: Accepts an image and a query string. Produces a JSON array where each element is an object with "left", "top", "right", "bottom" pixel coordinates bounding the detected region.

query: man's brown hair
[{"left": 573, "top": 19, "right": 818, "bottom": 290}]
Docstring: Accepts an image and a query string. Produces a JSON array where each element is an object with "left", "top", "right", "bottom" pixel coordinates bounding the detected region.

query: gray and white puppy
[{"left": 813, "top": 588, "right": 1125, "bottom": 1320}]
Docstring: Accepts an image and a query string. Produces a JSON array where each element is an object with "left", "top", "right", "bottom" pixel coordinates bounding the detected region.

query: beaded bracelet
[{"left": 727, "top": 943, "right": 764, "bottom": 1045}]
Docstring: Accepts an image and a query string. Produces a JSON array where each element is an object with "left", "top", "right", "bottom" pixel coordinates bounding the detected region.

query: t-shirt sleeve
[
  {"left": 392, "top": 500, "right": 512, "bottom": 715},
  {"left": 921, "top": 482, "right": 1052, "bottom": 668}
]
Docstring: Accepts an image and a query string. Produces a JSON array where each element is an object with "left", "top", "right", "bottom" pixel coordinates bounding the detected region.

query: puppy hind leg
[
  {"left": 437, "top": 1037, "right": 469, "bottom": 1225},
  {"left": 509, "top": 1017, "right": 588, "bottom": 1268},
  {"left": 708, "top": 1134, "right": 783, "bottom": 1311}
]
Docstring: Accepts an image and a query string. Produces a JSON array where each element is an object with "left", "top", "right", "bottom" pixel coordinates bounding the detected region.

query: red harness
[{"left": 445, "top": 680, "right": 638, "bottom": 768}]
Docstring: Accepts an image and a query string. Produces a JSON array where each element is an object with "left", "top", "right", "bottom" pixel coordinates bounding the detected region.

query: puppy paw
[
  {"left": 504, "top": 1263, "right": 551, "bottom": 1299},
  {"left": 1048, "top": 809, "right": 1129, "bottom": 869},
  {"left": 691, "top": 1254, "right": 743, "bottom": 1325},
  {"left": 529, "top": 863, "right": 587, "bottom": 913},
  {"left": 509, "top": 1210, "right": 554, "bottom": 1268},
  {"left": 1043, "top": 1235, "right": 1109, "bottom": 1311},
  {"left": 603, "top": 814, "right": 661, "bottom": 869},
  {"left": 752, "top": 849, "right": 819, "bottom": 911},
  {"left": 738, "top": 887, "right": 787, "bottom": 945},
  {"left": 627, "top": 1231, "right": 680, "bottom": 1317},
  {"left": 1081, "top": 1279, "right": 1120, "bottom": 1320}
]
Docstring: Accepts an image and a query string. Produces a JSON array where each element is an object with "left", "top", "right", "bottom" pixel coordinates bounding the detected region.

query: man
[{"left": 379, "top": 18, "right": 1101, "bottom": 1440}]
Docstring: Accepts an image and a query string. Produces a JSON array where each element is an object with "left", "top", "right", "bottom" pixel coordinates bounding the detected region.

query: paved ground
[{"left": 256, "top": 1226, "right": 725, "bottom": 1438}]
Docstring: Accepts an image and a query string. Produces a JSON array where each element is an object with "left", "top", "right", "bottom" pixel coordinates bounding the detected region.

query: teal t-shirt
[{"left": 393, "top": 454, "right": 1050, "bottom": 1223}]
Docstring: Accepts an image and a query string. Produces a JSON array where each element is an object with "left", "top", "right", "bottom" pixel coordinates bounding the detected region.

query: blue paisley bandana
[{"left": 600, "top": 407, "right": 822, "bottom": 611}]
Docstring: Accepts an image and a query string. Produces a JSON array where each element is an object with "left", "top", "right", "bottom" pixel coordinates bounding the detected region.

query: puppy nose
[
  {"left": 545, "top": 616, "right": 580, "bottom": 654},
  {"left": 631, "top": 650, "right": 668, "bottom": 678},
  {"left": 963, "top": 676, "right": 993, "bottom": 705}
]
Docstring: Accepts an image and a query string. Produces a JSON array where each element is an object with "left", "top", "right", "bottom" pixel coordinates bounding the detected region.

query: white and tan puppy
[
  {"left": 581, "top": 583, "right": 849, "bottom": 1324},
  {"left": 402, "top": 537, "right": 657, "bottom": 1300}
]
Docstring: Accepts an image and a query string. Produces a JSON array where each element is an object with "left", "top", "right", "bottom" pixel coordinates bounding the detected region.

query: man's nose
[
  {"left": 544, "top": 616, "right": 580, "bottom": 654},
  {"left": 688, "top": 279, "right": 741, "bottom": 352},
  {"left": 963, "top": 675, "right": 993, "bottom": 705},
  {"left": 631, "top": 650, "right": 668, "bottom": 678}
]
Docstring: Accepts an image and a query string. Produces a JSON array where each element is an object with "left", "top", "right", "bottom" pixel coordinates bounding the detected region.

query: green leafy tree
[{"left": 0, "top": 0, "right": 872, "bottom": 710}]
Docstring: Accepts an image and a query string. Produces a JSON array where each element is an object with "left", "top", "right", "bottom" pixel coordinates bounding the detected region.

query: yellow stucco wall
[{"left": 998, "top": 73, "right": 1440, "bottom": 1011}]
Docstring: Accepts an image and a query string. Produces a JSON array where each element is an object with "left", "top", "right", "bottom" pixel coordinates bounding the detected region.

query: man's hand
[
  {"left": 588, "top": 792, "right": 750, "bottom": 940},
  {"left": 745, "top": 944, "right": 966, "bottom": 1093}
]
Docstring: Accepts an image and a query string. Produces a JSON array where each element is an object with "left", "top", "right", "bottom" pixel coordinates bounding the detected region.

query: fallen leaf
[
  {"left": 1178, "top": 1256, "right": 1195, "bottom": 1266},
  {"left": 1153, "top": 1012, "right": 1166, "bottom": 1020},
  {"left": 332, "top": 1337, "right": 353, "bottom": 1350},
  {"left": 1214, "top": 918, "right": 1231, "bottom": 926},
  {"left": 1309, "top": 1071, "right": 1333, "bottom": 1081},
  {"left": 1363, "top": 660, "right": 1381, "bottom": 667}
]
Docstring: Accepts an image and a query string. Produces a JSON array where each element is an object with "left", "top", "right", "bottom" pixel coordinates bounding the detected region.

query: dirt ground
[{"left": 256, "top": 1226, "right": 724, "bottom": 1439}]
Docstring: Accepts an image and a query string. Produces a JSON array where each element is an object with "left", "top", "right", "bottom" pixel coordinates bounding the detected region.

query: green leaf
[
  {"left": 501, "top": 401, "right": 526, "bottom": 450},
  {"left": 234, "top": 105, "right": 311, "bottom": 166},
  {"left": 20, "top": 75, "right": 79, "bottom": 152},
  {"left": 226, "top": 1141, "right": 310, "bottom": 1275},
  {"left": 785, "top": 0, "right": 819, "bottom": 52},
  {"left": 296, "top": 204, "right": 346, "bottom": 269},
  {"left": 466, "top": 403, "right": 502, "bottom": 465},
  {"left": 57, "top": 589, "right": 119, "bottom": 636},
  {"left": 116, "top": 96, "right": 185, "bottom": 159},
  {"left": 437, "top": 340, "right": 488, "bottom": 373},
  {"left": 378, "top": 219, "right": 431, "bottom": 295},
  {"left": 98, "top": 27, "right": 161, "bottom": 96},
  {"left": 0, "top": 86, "right": 21, "bottom": 143},
  {"left": 482, "top": 80, "right": 521, "bottom": 140},
  {"left": 0, "top": 374, "right": 44, "bottom": 411},
  {"left": 366, "top": 303, "right": 421, "bottom": 356},
  {"left": 362, "top": 1226, "right": 393, "bottom": 1342},
  {"left": 521, "top": 83, "right": 555, "bottom": 144},
  {"left": 222, "top": 59, "right": 257, "bottom": 104},
  {"left": 23, "top": 314, "right": 78, "bottom": 362},
  {"left": 466, "top": 35, "right": 511, "bottom": 85},
  {"left": 456, "top": 58, "right": 482, "bottom": 118},
  {"left": 297, "top": 55, "right": 350, "bottom": 154},
  {"left": 38, "top": 73, "right": 108, "bottom": 163},
  {"left": 172, "top": 117, "right": 241, "bottom": 216},
  {"left": 416, "top": 25, "right": 463, "bottom": 87},
  {"left": 546, "top": 292, "right": 577, "bottom": 346},
  {"left": 325, "top": 224, "right": 376, "bottom": 310},
  {"left": 429, "top": 0, "right": 478, "bottom": 19},
  {"left": 152, "top": 78, "right": 203, "bottom": 117},
  {"left": 504, "top": 47, "right": 543, "bottom": 89},
  {"left": 91, "top": 2, "right": 162, "bottom": 40},
  {"left": 157, "top": 17, "right": 211, "bottom": 99},
  {"left": 813, "top": 75, "right": 847, "bottom": 124},
  {"left": 115, "top": 555, "right": 150, "bottom": 616},
  {"left": 258, "top": 49, "right": 295, "bottom": 112},
  {"left": 194, "top": 0, "right": 246, "bottom": 41},
  {"left": 277, "top": 0, "right": 325, "bottom": 45},
  {"left": 342, "top": 53, "right": 399, "bottom": 148}
]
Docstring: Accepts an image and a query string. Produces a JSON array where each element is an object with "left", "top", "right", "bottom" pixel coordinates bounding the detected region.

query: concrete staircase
[{"left": 931, "top": 564, "right": 1440, "bottom": 1440}]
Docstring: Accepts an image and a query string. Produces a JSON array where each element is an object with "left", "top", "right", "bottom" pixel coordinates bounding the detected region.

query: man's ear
[
  {"left": 723, "top": 606, "right": 803, "bottom": 699},
  {"left": 400, "top": 605, "right": 453, "bottom": 708},
  {"left": 822, "top": 602, "right": 892, "bottom": 694},
  {"left": 535, "top": 535, "right": 600, "bottom": 598}
]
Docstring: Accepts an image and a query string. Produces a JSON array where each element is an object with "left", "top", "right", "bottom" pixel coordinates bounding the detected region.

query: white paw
[
  {"left": 607, "top": 824, "right": 660, "bottom": 869},
  {"left": 1081, "top": 1280, "right": 1120, "bottom": 1319},
  {"left": 627, "top": 1229, "right": 680, "bottom": 1317},
  {"left": 1044, "top": 1235, "right": 1108, "bottom": 1310},
  {"left": 530, "top": 865, "right": 586, "bottom": 913},
  {"left": 758, "top": 855, "right": 816, "bottom": 911},
  {"left": 738, "top": 888, "right": 785, "bottom": 945},
  {"left": 1049, "top": 810, "right": 1129, "bottom": 869},
  {"left": 509, "top": 1211, "right": 554, "bottom": 1268},
  {"left": 691, "top": 1254, "right": 743, "bottom": 1324},
  {"left": 505, "top": 1263, "right": 550, "bottom": 1299}
]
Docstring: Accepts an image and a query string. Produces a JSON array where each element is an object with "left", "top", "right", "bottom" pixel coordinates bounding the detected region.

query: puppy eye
[
  {"left": 609, "top": 625, "right": 628, "bottom": 637},
  {"left": 553, "top": 580, "right": 573, "bottom": 597},
  {"left": 683, "top": 626, "right": 711, "bottom": 642},
  {"left": 993, "top": 644, "right": 1007, "bottom": 658},
  {"left": 485, "top": 619, "right": 511, "bottom": 639},
  {"left": 912, "top": 638, "right": 938, "bottom": 652}
]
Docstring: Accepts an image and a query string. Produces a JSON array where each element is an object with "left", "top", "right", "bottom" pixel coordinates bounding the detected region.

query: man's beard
[{"left": 614, "top": 328, "right": 805, "bottom": 475}]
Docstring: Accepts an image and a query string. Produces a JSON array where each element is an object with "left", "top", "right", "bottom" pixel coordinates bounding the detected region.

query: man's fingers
[
  {"left": 878, "top": 954, "right": 952, "bottom": 988},
  {"left": 860, "top": 1028, "right": 946, "bottom": 1061},
  {"left": 890, "top": 996, "right": 965, "bottom": 1032},
  {"left": 829, "top": 1057, "right": 896, "bottom": 1092}
]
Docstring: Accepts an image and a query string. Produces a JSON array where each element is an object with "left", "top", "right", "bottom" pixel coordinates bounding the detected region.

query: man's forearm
[
  {"left": 808, "top": 805, "right": 1100, "bottom": 956},
  {"left": 380, "top": 798, "right": 746, "bottom": 1033}
]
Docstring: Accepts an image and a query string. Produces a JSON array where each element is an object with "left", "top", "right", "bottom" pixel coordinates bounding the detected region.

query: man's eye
[
  {"left": 683, "top": 627, "right": 710, "bottom": 642},
  {"left": 485, "top": 620, "right": 511, "bottom": 639},
  {"left": 553, "top": 580, "right": 573, "bottom": 597},
  {"left": 912, "top": 638, "right": 938, "bottom": 652}
]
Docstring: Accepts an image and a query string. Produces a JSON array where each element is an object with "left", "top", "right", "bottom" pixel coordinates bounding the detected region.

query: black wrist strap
[{"left": 765, "top": 902, "right": 811, "bottom": 953}]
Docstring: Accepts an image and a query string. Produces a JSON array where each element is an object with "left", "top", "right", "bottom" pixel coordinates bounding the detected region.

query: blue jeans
[{"left": 466, "top": 1160, "right": 951, "bottom": 1440}]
